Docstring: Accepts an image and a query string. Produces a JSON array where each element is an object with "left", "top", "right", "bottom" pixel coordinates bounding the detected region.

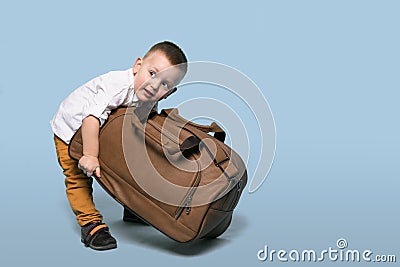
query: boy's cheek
[{"left": 134, "top": 77, "right": 146, "bottom": 93}]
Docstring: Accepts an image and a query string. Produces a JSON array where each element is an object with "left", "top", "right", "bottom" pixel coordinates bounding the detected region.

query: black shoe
[
  {"left": 81, "top": 221, "right": 117, "bottom": 251},
  {"left": 123, "top": 207, "right": 149, "bottom": 225}
]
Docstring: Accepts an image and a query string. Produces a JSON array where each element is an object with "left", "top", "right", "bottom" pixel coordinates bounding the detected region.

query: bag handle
[
  {"left": 180, "top": 125, "right": 239, "bottom": 179},
  {"left": 161, "top": 108, "right": 226, "bottom": 143},
  {"left": 130, "top": 108, "right": 173, "bottom": 146},
  {"left": 131, "top": 107, "right": 238, "bottom": 179},
  {"left": 130, "top": 107, "right": 199, "bottom": 155}
]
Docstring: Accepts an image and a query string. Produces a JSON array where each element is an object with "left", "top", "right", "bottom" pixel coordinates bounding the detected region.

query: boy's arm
[{"left": 78, "top": 115, "right": 101, "bottom": 178}]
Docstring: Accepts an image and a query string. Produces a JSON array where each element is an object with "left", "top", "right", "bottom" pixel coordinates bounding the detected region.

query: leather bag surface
[{"left": 69, "top": 106, "right": 247, "bottom": 242}]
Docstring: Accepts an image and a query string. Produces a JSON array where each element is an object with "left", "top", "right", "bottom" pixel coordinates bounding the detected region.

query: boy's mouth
[{"left": 143, "top": 88, "right": 155, "bottom": 98}]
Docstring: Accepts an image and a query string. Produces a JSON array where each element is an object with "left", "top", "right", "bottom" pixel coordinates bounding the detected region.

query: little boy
[{"left": 51, "top": 41, "right": 187, "bottom": 250}]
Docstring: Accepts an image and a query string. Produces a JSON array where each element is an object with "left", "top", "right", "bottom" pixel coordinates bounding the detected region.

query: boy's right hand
[{"left": 78, "top": 155, "right": 101, "bottom": 178}]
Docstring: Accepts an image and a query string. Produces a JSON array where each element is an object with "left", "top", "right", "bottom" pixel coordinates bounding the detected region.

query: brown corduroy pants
[{"left": 54, "top": 135, "right": 103, "bottom": 226}]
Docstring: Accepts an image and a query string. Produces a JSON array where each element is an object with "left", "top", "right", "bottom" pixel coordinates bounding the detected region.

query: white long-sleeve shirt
[{"left": 51, "top": 68, "right": 141, "bottom": 144}]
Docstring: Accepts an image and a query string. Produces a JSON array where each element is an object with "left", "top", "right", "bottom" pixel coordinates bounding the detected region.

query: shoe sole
[
  {"left": 81, "top": 238, "right": 117, "bottom": 251},
  {"left": 89, "top": 243, "right": 117, "bottom": 251}
]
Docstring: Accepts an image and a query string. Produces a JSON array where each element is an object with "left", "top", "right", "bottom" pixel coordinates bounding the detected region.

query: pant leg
[{"left": 54, "top": 135, "right": 103, "bottom": 226}]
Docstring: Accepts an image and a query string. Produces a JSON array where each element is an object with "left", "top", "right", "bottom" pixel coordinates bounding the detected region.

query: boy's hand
[{"left": 78, "top": 155, "right": 101, "bottom": 178}]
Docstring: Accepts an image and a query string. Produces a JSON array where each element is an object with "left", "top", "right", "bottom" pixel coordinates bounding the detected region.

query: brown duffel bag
[{"left": 69, "top": 106, "right": 247, "bottom": 242}]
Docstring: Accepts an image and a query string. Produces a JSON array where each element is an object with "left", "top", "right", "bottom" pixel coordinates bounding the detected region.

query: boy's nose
[{"left": 150, "top": 79, "right": 161, "bottom": 92}]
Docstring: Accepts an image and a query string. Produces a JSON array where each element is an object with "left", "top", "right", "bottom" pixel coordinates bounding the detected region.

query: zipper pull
[
  {"left": 185, "top": 195, "right": 192, "bottom": 215},
  {"left": 237, "top": 180, "right": 242, "bottom": 192}
]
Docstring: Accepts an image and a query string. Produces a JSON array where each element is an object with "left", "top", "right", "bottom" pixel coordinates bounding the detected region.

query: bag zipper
[
  {"left": 228, "top": 179, "right": 243, "bottom": 211},
  {"left": 145, "top": 115, "right": 201, "bottom": 220},
  {"left": 174, "top": 161, "right": 201, "bottom": 220}
]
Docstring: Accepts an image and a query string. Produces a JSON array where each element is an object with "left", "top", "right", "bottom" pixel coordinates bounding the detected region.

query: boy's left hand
[{"left": 78, "top": 155, "right": 101, "bottom": 178}]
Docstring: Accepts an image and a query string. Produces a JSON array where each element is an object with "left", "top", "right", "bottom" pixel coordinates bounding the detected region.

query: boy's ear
[
  {"left": 133, "top": 57, "right": 142, "bottom": 75},
  {"left": 160, "top": 87, "right": 177, "bottom": 100}
]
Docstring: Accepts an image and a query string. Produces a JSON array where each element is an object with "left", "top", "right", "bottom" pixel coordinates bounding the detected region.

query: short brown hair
[{"left": 144, "top": 41, "right": 188, "bottom": 73}]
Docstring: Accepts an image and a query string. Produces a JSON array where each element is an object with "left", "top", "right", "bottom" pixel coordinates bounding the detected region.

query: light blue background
[{"left": 0, "top": 0, "right": 399, "bottom": 266}]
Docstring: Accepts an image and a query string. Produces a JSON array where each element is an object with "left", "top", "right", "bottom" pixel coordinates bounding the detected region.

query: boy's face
[{"left": 133, "top": 51, "right": 185, "bottom": 103}]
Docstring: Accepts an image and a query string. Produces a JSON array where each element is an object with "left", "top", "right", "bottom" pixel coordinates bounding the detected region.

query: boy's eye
[
  {"left": 161, "top": 82, "right": 169, "bottom": 88},
  {"left": 149, "top": 70, "right": 156, "bottom": 78}
]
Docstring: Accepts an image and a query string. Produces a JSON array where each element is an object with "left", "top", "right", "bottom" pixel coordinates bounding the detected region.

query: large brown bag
[{"left": 69, "top": 106, "right": 247, "bottom": 242}]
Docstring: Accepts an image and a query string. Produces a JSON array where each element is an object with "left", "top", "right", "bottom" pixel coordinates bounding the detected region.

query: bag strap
[
  {"left": 161, "top": 108, "right": 226, "bottom": 143},
  {"left": 180, "top": 125, "right": 239, "bottom": 180},
  {"left": 159, "top": 108, "right": 237, "bottom": 178},
  {"left": 130, "top": 109, "right": 163, "bottom": 145},
  {"left": 130, "top": 107, "right": 199, "bottom": 155},
  {"left": 132, "top": 107, "right": 238, "bottom": 179}
]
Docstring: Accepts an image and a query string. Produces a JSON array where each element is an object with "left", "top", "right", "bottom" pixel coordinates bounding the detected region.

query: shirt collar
[
  {"left": 132, "top": 92, "right": 139, "bottom": 103},
  {"left": 127, "top": 68, "right": 141, "bottom": 106}
]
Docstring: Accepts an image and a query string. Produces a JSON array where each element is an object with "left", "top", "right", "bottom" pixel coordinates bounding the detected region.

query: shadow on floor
[
  {"left": 64, "top": 187, "right": 248, "bottom": 255},
  {"left": 108, "top": 214, "right": 248, "bottom": 256}
]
